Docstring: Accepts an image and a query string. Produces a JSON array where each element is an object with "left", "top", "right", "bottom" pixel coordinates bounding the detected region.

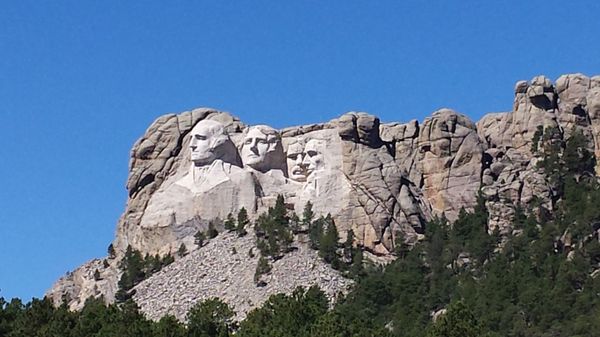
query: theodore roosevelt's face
[
  {"left": 286, "top": 139, "right": 325, "bottom": 182},
  {"left": 286, "top": 142, "right": 308, "bottom": 182},
  {"left": 189, "top": 120, "right": 224, "bottom": 166}
]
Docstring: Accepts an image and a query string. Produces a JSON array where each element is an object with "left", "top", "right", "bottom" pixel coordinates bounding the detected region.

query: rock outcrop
[
  {"left": 478, "top": 74, "right": 600, "bottom": 234},
  {"left": 48, "top": 73, "right": 600, "bottom": 320}
]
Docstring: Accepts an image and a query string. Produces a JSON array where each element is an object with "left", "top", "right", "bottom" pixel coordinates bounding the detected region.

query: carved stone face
[
  {"left": 189, "top": 120, "right": 228, "bottom": 166},
  {"left": 286, "top": 142, "right": 308, "bottom": 182},
  {"left": 286, "top": 139, "right": 325, "bottom": 181},
  {"left": 241, "top": 126, "right": 283, "bottom": 173},
  {"left": 304, "top": 139, "right": 325, "bottom": 176}
]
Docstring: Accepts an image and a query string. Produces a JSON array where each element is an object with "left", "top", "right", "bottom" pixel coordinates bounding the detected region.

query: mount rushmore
[
  {"left": 48, "top": 73, "right": 600, "bottom": 317},
  {"left": 119, "top": 109, "right": 437, "bottom": 260}
]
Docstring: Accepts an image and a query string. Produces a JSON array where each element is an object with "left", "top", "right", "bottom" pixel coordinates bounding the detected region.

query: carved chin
[
  {"left": 191, "top": 153, "right": 216, "bottom": 166},
  {"left": 290, "top": 173, "right": 307, "bottom": 182},
  {"left": 243, "top": 156, "right": 265, "bottom": 167}
]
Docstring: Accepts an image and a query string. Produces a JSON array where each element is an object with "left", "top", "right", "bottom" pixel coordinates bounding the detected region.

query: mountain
[{"left": 46, "top": 73, "right": 600, "bottom": 321}]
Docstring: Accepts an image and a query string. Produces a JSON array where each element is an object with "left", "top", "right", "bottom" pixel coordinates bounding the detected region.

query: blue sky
[{"left": 1, "top": 1, "right": 599, "bottom": 301}]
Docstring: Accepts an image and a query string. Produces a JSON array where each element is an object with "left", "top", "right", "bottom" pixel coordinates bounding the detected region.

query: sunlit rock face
[
  {"left": 114, "top": 110, "right": 434, "bottom": 258},
  {"left": 48, "top": 73, "right": 600, "bottom": 313},
  {"left": 413, "top": 109, "right": 484, "bottom": 221},
  {"left": 478, "top": 74, "right": 600, "bottom": 235}
]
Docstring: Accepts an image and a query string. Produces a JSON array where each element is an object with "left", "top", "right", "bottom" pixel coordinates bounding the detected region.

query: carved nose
[
  {"left": 295, "top": 154, "right": 303, "bottom": 165},
  {"left": 250, "top": 141, "right": 259, "bottom": 154}
]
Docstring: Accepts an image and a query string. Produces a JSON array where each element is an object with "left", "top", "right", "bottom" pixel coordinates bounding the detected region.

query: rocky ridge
[{"left": 48, "top": 73, "right": 600, "bottom": 320}]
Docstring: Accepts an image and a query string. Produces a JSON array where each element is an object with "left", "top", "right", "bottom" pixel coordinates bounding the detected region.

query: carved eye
[
  {"left": 257, "top": 138, "right": 267, "bottom": 145},
  {"left": 195, "top": 134, "right": 207, "bottom": 140},
  {"left": 307, "top": 150, "right": 318, "bottom": 157},
  {"left": 287, "top": 154, "right": 298, "bottom": 160},
  {"left": 244, "top": 138, "right": 253, "bottom": 145}
]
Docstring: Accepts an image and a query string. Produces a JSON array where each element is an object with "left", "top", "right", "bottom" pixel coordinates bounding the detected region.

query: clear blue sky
[{"left": 1, "top": 1, "right": 599, "bottom": 301}]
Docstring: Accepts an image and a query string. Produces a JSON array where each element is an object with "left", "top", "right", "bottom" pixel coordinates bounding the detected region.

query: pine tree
[
  {"left": 272, "top": 194, "right": 289, "bottom": 226},
  {"left": 187, "top": 298, "right": 235, "bottom": 337},
  {"left": 107, "top": 243, "right": 116, "bottom": 259},
  {"left": 302, "top": 201, "right": 315, "bottom": 229},
  {"left": 319, "top": 215, "right": 340, "bottom": 268},
  {"left": 237, "top": 207, "right": 249, "bottom": 237},
  {"left": 177, "top": 243, "right": 188, "bottom": 257},
  {"left": 195, "top": 230, "right": 206, "bottom": 247},
  {"left": 254, "top": 256, "right": 272, "bottom": 284},
  {"left": 254, "top": 195, "right": 293, "bottom": 259},
  {"left": 161, "top": 253, "right": 175, "bottom": 266},
  {"left": 427, "top": 301, "right": 482, "bottom": 337},
  {"left": 309, "top": 216, "right": 325, "bottom": 250},
  {"left": 394, "top": 231, "right": 410, "bottom": 259},
  {"left": 343, "top": 229, "right": 355, "bottom": 262},
  {"left": 224, "top": 213, "right": 236, "bottom": 232},
  {"left": 116, "top": 245, "right": 146, "bottom": 302},
  {"left": 564, "top": 127, "right": 595, "bottom": 176},
  {"left": 153, "top": 315, "right": 186, "bottom": 337},
  {"left": 146, "top": 254, "right": 162, "bottom": 272},
  {"left": 207, "top": 221, "right": 219, "bottom": 239},
  {"left": 349, "top": 249, "right": 365, "bottom": 278},
  {"left": 290, "top": 213, "right": 301, "bottom": 234}
]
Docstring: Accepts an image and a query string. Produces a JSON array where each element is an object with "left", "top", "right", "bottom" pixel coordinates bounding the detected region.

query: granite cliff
[{"left": 47, "top": 73, "right": 600, "bottom": 320}]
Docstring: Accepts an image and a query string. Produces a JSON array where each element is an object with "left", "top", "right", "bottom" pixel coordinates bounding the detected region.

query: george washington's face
[{"left": 189, "top": 120, "right": 226, "bottom": 166}]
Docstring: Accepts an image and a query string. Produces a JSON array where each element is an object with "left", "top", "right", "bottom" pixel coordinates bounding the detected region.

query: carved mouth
[{"left": 291, "top": 166, "right": 306, "bottom": 176}]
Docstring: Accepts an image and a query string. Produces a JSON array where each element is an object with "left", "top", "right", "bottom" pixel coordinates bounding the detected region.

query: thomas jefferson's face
[
  {"left": 189, "top": 120, "right": 223, "bottom": 166},
  {"left": 241, "top": 126, "right": 283, "bottom": 172},
  {"left": 241, "top": 128, "right": 270, "bottom": 168}
]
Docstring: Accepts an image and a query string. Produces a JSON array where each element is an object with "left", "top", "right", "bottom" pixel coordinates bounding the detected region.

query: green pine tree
[
  {"left": 195, "top": 230, "right": 206, "bottom": 247},
  {"left": 427, "top": 301, "right": 482, "bottom": 337},
  {"left": 207, "top": 221, "right": 219, "bottom": 239},
  {"left": 187, "top": 298, "right": 235, "bottom": 337},
  {"left": 224, "top": 213, "right": 236, "bottom": 232},
  {"left": 237, "top": 207, "right": 249, "bottom": 237},
  {"left": 177, "top": 243, "right": 188, "bottom": 257}
]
